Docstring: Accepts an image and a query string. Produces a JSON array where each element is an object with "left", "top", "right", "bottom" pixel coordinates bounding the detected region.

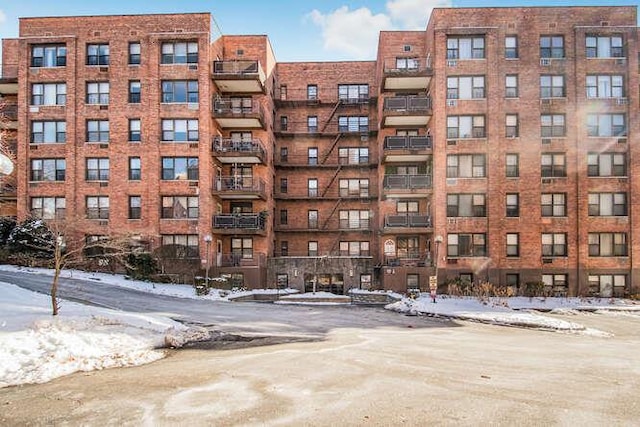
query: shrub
[
  {"left": 126, "top": 252, "right": 158, "bottom": 281},
  {"left": 7, "top": 218, "right": 54, "bottom": 258},
  {"left": 523, "top": 281, "right": 546, "bottom": 297},
  {"left": 0, "top": 217, "right": 16, "bottom": 246}
]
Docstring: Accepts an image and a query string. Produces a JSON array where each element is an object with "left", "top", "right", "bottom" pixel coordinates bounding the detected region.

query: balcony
[
  {"left": 211, "top": 60, "right": 266, "bottom": 93},
  {"left": 212, "top": 137, "right": 266, "bottom": 164},
  {"left": 217, "top": 252, "right": 266, "bottom": 268},
  {"left": 0, "top": 63, "right": 18, "bottom": 95},
  {"left": 0, "top": 103, "right": 17, "bottom": 129},
  {"left": 384, "top": 252, "right": 432, "bottom": 267},
  {"left": 383, "top": 135, "right": 431, "bottom": 162},
  {"left": 212, "top": 213, "right": 266, "bottom": 235},
  {"left": 212, "top": 98, "right": 265, "bottom": 129},
  {"left": 382, "top": 96, "right": 432, "bottom": 127},
  {"left": 212, "top": 176, "right": 267, "bottom": 200},
  {"left": 383, "top": 175, "right": 432, "bottom": 198},
  {"left": 382, "top": 57, "right": 432, "bottom": 92},
  {"left": 383, "top": 214, "right": 432, "bottom": 233}
]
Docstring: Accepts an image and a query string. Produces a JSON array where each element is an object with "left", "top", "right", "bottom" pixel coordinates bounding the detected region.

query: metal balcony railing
[
  {"left": 212, "top": 137, "right": 265, "bottom": 156},
  {"left": 212, "top": 60, "right": 261, "bottom": 76},
  {"left": 383, "top": 175, "right": 432, "bottom": 189},
  {"left": 218, "top": 252, "right": 266, "bottom": 267},
  {"left": 213, "top": 98, "right": 264, "bottom": 117},
  {"left": 214, "top": 176, "right": 266, "bottom": 195},
  {"left": 213, "top": 213, "right": 266, "bottom": 230},
  {"left": 384, "top": 252, "right": 431, "bottom": 267},
  {"left": 383, "top": 96, "right": 432, "bottom": 111},
  {"left": 384, "top": 214, "right": 432, "bottom": 228},
  {"left": 382, "top": 56, "right": 432, "bottom": 73},
  {"left": 383, "top": 135, "right": 432, "bottom": 150}
]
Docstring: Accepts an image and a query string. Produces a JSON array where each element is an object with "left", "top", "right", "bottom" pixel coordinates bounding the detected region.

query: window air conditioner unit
[
  {"left": 447, "top": 99, "right": 457, "bottom": 107},
  {"left": 541, "top": 178, "right": 552, "bottom": 184},
  {"left": 542, "top": 258, "right": 553, "bottom": 264},
  {"left": 616, "top": 98, "right": 628, "bottom": 105},
  {"left": 446, "top": 178, "right": 457, "bottom": 186},
  {"left": 618, "top": 178, "right": 628, "bottom": 183},
  {"left": 541, "top": 138, "right": 551, "bottom": 144},
  {"left": 446, "top": 60, "right": 457, "bottom": 67},
  {"left": 540, "top": 99, "right": 552, "bottom": 105},
  {"left": 99, "top": 67, "right": 109, "bottom": 72},
  {"left": 99, "top": 144, "right": 109, "bottom": 149},
  {"left": 618, "top": 138, "right": 627, "bottom": 144},
  {"left": 189, "top": 181, "right": 199, "bottom": 187},
  {"left": 189, "top": 143, "right": 199, "bottom": 149},
  {"left": 615, "top": 58, "right": 627, "bottom": 65},
  {"left": 540, "top": 58, "right": 551, "bottom": 66},
  {"left": 447, "top": 258, "right": 458, "bottom": 264},
  {"left": 188, "top": 64, "right": 198, "bottom": 70},
  {"left": 99, "top": 105, "right": 108, "bottom": 110},
  {"left": 447, "top": 140, "right": 457, "bottom": 146}
]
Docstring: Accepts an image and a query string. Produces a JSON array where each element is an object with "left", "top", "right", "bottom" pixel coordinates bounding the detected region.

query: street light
[
  {"left": 204, "top": 234, "right": 213, "bottom": 286},
  {"left": 432, "top": 235, "right": 444, "bottom": 304}
]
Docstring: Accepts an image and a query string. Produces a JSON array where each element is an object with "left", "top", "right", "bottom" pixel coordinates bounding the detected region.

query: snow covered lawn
[{"left": 0, "top": 281, "right": 207, "bottom": 388}]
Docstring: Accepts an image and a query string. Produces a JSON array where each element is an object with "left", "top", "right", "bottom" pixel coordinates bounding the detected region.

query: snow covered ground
[{"left": 2, "top": 263, "right": 639, "bottom": 388}]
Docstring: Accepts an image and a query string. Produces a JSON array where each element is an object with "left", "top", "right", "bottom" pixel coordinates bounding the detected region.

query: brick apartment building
[{"left": 0, "top": 6, "right": 638, "bottom": 297}]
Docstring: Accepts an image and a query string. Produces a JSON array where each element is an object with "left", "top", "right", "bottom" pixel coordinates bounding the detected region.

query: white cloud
[
  {"left": 386, "top": 0, "right": 452, "bottom": 30},
  {"left": 0, "top": 9, "right": 6, "bottom": 25},
  {"left": 307, "top": 1, "right": 451, "bottom": 59},
  {"left": 307, "top": 6, "right": 393, "bottom": 59}
]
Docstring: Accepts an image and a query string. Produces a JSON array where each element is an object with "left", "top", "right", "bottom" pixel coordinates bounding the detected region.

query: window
[
  {"left": 129, "top": 81, "right": 141, "bottom": 103},
  {"left": 232, "top": 238, "right": 253, "bottom": 258},
  {"left": 280, "top": 209, "right": 288, "bottom": 225},
  {"left": 542, "top": 274, "right": 568, "bottom": 293},
  {"left": 161, "top": 41, "right": 198, "bottom": 64},
  {"left": 447, "top": 115, "right": 485, "bottom": 138},
  {"left": 588, "top": 193, "right": 627, "bottom": 216},
  {"left": 31, "top": 121, "right": 66, "bottom": 143},
  {"left": 541, "top": 193, "right": 566, "bottom": 217},
  {"left": 447, "top": 36, "right": 485, "bottom": 59},
  {"left": 589, "top": 233, "right": 627, "bottom": 256},
  {"left": 541, "top": 233, "right": 567, "bottom": 256},
  {"left": 586, "top": 75, "right": 624, "bottom": 98},
  {"left": 86, "top": 82, "right": 109, "bottom": 105},
  {"left": 540, "top": 36, "right": 564, "bottom": 58},
  {"left": 541, "top": 153, "right": 566, "bottom": 177},
  {"left": 161, "top": 157, "right": 198, "bottom": 180},
  {"left": 506, "top": 154, "right": 519, "bottom": 177},
  {"left": 161, "top": 119, "right": 199, "bottom": 142},
  {"left": 446, "top": 76, "right": 485, "bottom": 99},
  {"left": 360, "top": 274, "right": 372, "bottom": 289},
  {"left": 397, "top": 236, "right": 420, "bottom": 258},
  {"left": 280, "top": 178, "right": 288, "bottom": 193},
  {"left": 280, "top": 116, "right": 288, "bottom": 131},
  {"left": 587, "top": 153, "right": 626, "bottom": 177},
  {"left": 338, "top": 148, "right": 369, "bottom": 164},
  {"left": 161, "top": 196, "right": 199, "bottom": 219},
  {"left": 540, "top": 75, "right": 565, "bottom": 98},
  {"left": 280, "top": 147, "right": 288, "bottom": 163},
  {"left": 86, "top": 120, "right": 109, "bottom": 142},
  {"left": 586, "top": 35, "right": 624, "bottom": 58},
  {"left": 31, "top": 197, "right": 65, "bottom": 219},
  {"left": 446, "top": 194, "right": 486, "bottom": 217},
  {"left": 31, "top": 45, "right": 66, "bottom": 67},
  {"left": 447, "top": 233, "right": 487, "bottom": 257},
  {"left": 280, "top": 241, "right": 289, "bottom": 256},
  {"left": 541, "top": 114, "right": 566, "bottom": 137},
  {"left": 307, "top": 84, "right": 318, "bottom": 100},
  {"left": 397, "top": 200, "right": 419, "bottom": 214},
  {"left": 505, "top": 36, "right": 518, "bottom": 59},
  {"left": 308, "top": 210, "right": 318, "bottom": 229},
  {"left": 307, "top": 116, "right": 318, "bottom": 132},
  {"left": 505, "top": 114, "right": 518, "bottom": 137},
  {"left": 506, "top": 233, "right": 519, "bottom": 257},
  {"left": 338, "top": 116, "right": 368, "bottom": 132},
  {"left": 588, "top": 275, "right": 626, "bottom": 296},
  {"left": 446, "top": 154, "right": 486, "bottom": 178},
  {"left": 339, "top": 241, "right": 370, "bottom": 256},
  {"left": 86, "top": 196, "right": 109, "bottom": 219},
  {"left": 84, "top": 235, "right": 110, "bottom": 258},
  {"left": 31, "top": 83, "right": 66, "bottom": 106},
  {"left": 161, "top": 235, "right": 199, "bottom": 259},
  {"left": 87, "top": 44, "right": 109, "bottom": 65},
  {"left": 338, "top": 84, "right": 369, "bottom": 101},
  {"left": 276, "top": 274, "right": 288, "bottom": 289},
  {"left": 129, "top": 119, "right": 141, "bottom": 142},
  {"left": 129, "top": 42, "right": 141, "bottom": 65},
  {"left": 339, "top": 179, "right": 369, "bottom": 197},
  {"left": 308, "top": 241, "right": 318, "bottom": 256},
  {"left": 129, "top": 157, "right": 141, "bottom": 180},
  {"left": 129, "top": 196, "right": 141, "bottom": 219},
  {"left": 161, "top": 80, "right": 198, "bottom": 103},
  {"left": 279, "top": 85, "right": 287, "bottom": 100},
  {"left": 505, "top": 75, "right": 518, "bottom": 98},
  {"left": 308, "top": 148, "right": 318, "bottom": 165},
  {"left": 506, "top": 274, "right": 520, "bottom": 288},
  {"left": 587, "top": 114, "right": 626, "bottom": 137},
  {"left": 506, "top": 193, "right": 519, "bottom": 217},
  {"left": 308, "top": 179, "right": 318, "bottom": 197},
  {"left": 31, "top": 159, "right": 66, "bottom": 182},
  {"left": 339, "top": 210, "right": 370, "bottom": 229},
  {"left": 86, "top": 158, "right": 109, "bottom": 181},
  {"left": 396, "top": 57, "right": 419, "bottom": 70}
]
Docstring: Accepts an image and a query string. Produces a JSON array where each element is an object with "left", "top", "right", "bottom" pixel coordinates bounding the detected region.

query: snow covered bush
[{"left": 7, "top": 217, "right": 54, "bottom": 258}]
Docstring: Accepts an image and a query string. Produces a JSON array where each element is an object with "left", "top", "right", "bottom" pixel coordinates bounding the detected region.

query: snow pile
[
  {"left": 386, "top": 295, "right": 614, "bottom": 336},
  {"left": 0, "top": 281, "right": 204, "bottom": 388}
]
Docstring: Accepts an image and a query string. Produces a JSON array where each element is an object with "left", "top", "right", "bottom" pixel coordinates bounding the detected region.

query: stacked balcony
[
  {"left": 212, "top": 213, "right": 267, "bottom": 235},
  {"left": 383, "top": 174, "right": 432, "bottom": 198},
  {"left": 382, "top": 57, "right": 432, "bottom": 92},
  {"left": 212, "top": 176, "right": 266, "bottom": 200},
  {"left": 212, "top": 98, "right": 265, "bottom": 129},
  {"left": 383, "top": 135, "right": 431, "bottom": 162},
  {"left": 383, "top": 214, "right": 432, "bottom": 234},
  {"left": 382, "top": 96, "right": 432, "bottom": 127},
  {"left": 211, "top": 60, "right": 266, "bottom": 93},
  {"left": 212, "top": 137, "right": 266, "bottom": 164}
]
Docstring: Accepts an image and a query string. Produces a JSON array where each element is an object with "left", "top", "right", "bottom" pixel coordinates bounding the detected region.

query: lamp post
[
  {"left": 431, "top": 235, "right": 444, "bottom": 303},
  {"left": 204, "top": 234, "right": 212, "bottom": 286}
]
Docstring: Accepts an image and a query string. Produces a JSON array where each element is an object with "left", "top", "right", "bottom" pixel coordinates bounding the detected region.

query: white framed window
[
  {"left": 447, "top": 115, "right": 485, "bottom": 138},
  {"left": 31, "top": 83, "right": 66, "bottom": 106},
  {"left": 587, "top": 114, "right": 626, "bottom": 137},
  {"left": 447, "top": 76, "right": 485, "bottom": 99},
  {"left": 586, "top": 75, "right": 624, "bottom": 98},
  {"left": 162, "top": 119, "right": 199, "bottom": 142},
  {"left": 161, "top": 41, "right": 198, "bottom": 64},
  {"left": 588, "top": 193, "right": 627, "bottom": 216},
  {"left": 446, "top": 154, "right": 486, "bottom": 178},
  {"left": 586, "top": 35, "right": 624, "bottom": 58}
]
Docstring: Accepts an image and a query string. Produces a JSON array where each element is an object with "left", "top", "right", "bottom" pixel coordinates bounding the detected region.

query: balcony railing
[
  {"left": 339, "top": 219, "right": 370, "bottom": 230},
  {"left": 213, "top": 98, "right": 263, "bottom": 117},
  {"left": 384, "top": 214, "right": 432, "bottom": 228},
  {"left": 212, "top": 137, "right": 265, "bottom": 158},
  {"left": 384, "top": 96, "right": 432, "bottom": 112},
  {"left": 213, "top": 213, "right": 266, "bottom": 230},
  {"left": 218, "top": 252, "right": 266, "bottom": 267},
  {"left": 383, "top": 175, "right": 432, "bottom": 189},
  {"left": 384, "top": 252, "right": 431, "bottom": 267},
  {"left": 382, "top": 57, "right": 432, "bottom": 74},
  {"left": 384, "top": 135, "right": 432, "bottom": 150},
  {"left": 213, "top": 176, "right": 266, "bottom": 197},
  {"left": 213, "top": 60, "right": 261, "bottom": 76}
]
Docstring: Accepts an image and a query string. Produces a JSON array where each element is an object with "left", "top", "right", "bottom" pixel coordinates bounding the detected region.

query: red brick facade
[{"left": 1, "top": 7, "right": 638, "bottom": 296}]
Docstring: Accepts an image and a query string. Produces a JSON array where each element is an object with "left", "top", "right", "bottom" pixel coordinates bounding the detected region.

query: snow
[{"left": 0, "top": 281, "right": 207, "bottom": 388}]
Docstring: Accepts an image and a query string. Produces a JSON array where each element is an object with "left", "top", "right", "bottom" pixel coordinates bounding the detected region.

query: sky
[{"left": 0, "top": 0, "right": 639, "bottom": 62}]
